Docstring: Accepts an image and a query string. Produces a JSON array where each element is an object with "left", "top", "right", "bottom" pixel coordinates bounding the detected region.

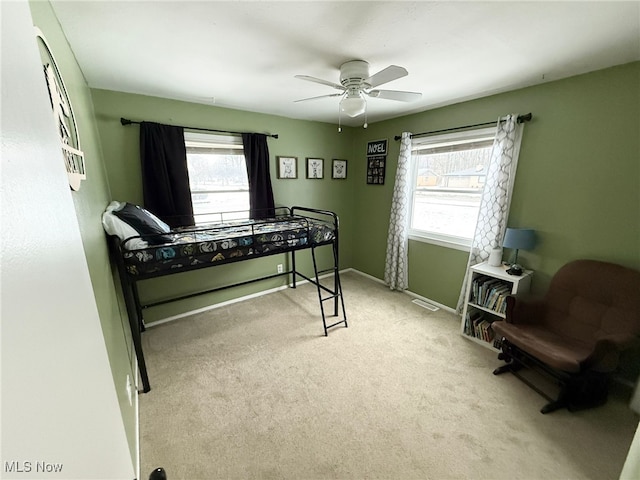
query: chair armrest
[
  {"left": 584, "top": 334, "right": 640, "bottom": 372},
  {"left": 596, "top": 333, "right": 640, "bottom": 349},
  {"left": 505, "top": 294, "right": 547, "bottom": 324}
]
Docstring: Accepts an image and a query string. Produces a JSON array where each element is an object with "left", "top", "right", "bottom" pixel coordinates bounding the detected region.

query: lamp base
[{"left": 506, "top": 264, "right": 523, "bottom": 276}]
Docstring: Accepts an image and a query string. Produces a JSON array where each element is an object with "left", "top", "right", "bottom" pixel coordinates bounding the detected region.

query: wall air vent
[{"left": 411, "top": 299, "right": 440, "bottom": 311}]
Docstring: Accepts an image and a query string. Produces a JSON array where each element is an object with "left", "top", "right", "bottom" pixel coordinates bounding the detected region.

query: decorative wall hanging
[
  {"left": 306, "top": 158, "right": 324, "bottom": 179},
  {"left": 35, "top": 28, "right": 85, "bottom": 191},
  {"left": 277, "top": 156, "right": 298, "bottom": 179},
  {"left": 332, "top": 159, "right": 347, "bottom": 179},
  {"left": 366, "top": 139, "right": 387, "bottom": 185}
]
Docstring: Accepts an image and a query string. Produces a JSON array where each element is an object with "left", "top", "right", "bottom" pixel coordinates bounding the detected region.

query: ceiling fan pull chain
[
  {"left": 338, "top": 103, "right": 342, "bottom": 133},
  {"left": 363, "top": 101, "right": 368, "bottom": 129}
]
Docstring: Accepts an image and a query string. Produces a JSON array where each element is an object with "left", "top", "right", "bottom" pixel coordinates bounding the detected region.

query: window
[
  {"left": 408, "top": 127, "right": 496, "bottom": 250},
  {"left": 184, "top": 132, "right": 249, "bottom": 224}
]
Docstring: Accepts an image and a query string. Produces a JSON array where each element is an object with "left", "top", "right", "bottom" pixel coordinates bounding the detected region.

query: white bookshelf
[{"left": 460, "top": 262, "right": 533, "bottom": 350}]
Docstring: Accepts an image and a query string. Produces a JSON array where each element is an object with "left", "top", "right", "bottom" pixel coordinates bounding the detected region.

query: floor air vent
[{"left": 411, "top": 299, "right": 440, "bottom": 311}]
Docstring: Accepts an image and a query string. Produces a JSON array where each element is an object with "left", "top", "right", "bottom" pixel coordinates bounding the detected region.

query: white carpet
[{"left": 139, "top": 271, "right": 639, "bottom": 479}]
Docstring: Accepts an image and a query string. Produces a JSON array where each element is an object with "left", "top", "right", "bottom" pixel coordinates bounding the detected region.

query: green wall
[
  {"left": 93, "top": 62, "right": 640, "bottom": 317},
  {"left": 91, "top": 90, "right": 357, "bottom": 321},
  {"left": 28, "top": 0, "right": 138, "bottom": 464},
  {"left": 351, "top": 62, "right": 640, "bottom": 307}
]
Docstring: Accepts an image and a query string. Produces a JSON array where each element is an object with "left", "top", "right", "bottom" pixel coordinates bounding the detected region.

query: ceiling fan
[{"left": 295, "top": 60, "right": 422, "bottom": 127}]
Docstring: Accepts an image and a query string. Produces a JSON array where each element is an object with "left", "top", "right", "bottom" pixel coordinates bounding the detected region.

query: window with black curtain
[
  {"left": 184, "top": 131, "right": 249, "bottom": 224},
  {"left": 139, "top": 121, "right": 194, "bottom": 227}
]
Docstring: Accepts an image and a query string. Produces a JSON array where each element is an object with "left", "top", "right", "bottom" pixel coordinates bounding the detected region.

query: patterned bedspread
[{"left": 121, "top": 216, "right": 335, "bottom": 277}]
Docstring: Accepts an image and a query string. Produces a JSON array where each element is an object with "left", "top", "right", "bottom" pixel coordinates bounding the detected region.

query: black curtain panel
[
  {"left": 242, "top": 133, "right": 275, "bottom": 219},
  {"left": 140, "top": 122, "right": 194, "bottom": 228}
]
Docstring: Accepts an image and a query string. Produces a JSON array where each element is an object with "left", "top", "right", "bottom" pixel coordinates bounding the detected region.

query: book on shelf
[
  {"left": 476, "top": 318, "right": 494, "bottom": 342},
  {"left": 471, "top": 275, "right": 495, "bottom": 304},
  {"left": 470, "top": 275, "right": 513, "bottom": 312},
  {"left": 464, "top": 310, "right": 495, "bottom": 343},
  {"left": 494, "top": 292, "right": 511, "bottom": 314},
  {"left": 486, "top": 283, "right": 511, "bottom": 311}
]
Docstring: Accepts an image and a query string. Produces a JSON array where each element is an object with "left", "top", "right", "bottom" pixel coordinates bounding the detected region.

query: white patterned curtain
[
  {"left": 456, "top": 114, "right": 524, "bottom": 312},
  {"left": 384, "top": 132, "right": 412, "bottom": 290}
]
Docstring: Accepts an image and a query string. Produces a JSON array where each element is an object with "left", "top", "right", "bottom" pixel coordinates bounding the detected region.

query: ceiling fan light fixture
[
  {"left": 340, "top": 95, "right": 366, "bottom": 117},
  {"left": 295, "top": 59, "right": 420, "bottom": 124}
]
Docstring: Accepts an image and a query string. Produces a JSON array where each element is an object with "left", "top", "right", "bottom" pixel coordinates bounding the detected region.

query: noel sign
[{"left": 366, "top": 139, "right": 387, "bottom": 185}]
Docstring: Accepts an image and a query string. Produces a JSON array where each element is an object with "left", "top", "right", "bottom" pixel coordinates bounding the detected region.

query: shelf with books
[{"left": 460, "top": 262, "right": 533, "bottom": 350}]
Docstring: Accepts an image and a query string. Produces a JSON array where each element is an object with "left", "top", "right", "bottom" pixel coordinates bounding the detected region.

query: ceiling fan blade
[
  {"left": 294, "top": 93, "right": 344, "bottom": 103},
  {"left": 366, "top": 65, "right": 408, "bottom": 88},
  {"left": 295, "top": 75, "right": 345, "bottom": 91},
  {"left": 367, "top": 89, "right": 422, "bottom": 102}
]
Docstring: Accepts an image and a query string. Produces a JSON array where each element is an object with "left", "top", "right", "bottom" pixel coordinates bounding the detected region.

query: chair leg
[
  {"left": 149, "top": 468, "right": 167, "bottom": 480},
  {"left": 541, "top": 399, "right": 567, "bottom": 414},
  {"left": 566, "top": 371, "right": 610, "bottom": 411},
  {"left": 493, "top": 362, "right": 523, "bottom": 376},
  {"left": 540, "top": 371, "right": 609, "bottom": 414}
]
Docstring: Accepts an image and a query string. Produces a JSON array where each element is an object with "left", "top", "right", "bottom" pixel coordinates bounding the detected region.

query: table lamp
[{"left": 502, "top": 228, "right": 536, "bottom": 275}]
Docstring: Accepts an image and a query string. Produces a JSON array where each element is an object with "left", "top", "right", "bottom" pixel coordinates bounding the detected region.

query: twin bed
[{"left": 104, "top": 204, "right": 347, "bottom": 392}]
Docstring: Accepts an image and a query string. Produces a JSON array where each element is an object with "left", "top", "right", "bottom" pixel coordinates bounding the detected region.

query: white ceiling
[{"left": 50, "top": 1, "right": 640, "bottom": 127}]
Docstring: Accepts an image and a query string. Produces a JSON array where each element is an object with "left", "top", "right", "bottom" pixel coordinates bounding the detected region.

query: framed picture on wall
[
  {"left": 366, "top": 155, "right": 386, "bottom": 184},
  {"left": 277, "top": 156, "right": 298, "bottom": 179},
  {"left": 332, "top": 159, "right": 347, "bottom": 179},
  {"left": 306, "top": 157, "right": 324, "bottom": 179}
]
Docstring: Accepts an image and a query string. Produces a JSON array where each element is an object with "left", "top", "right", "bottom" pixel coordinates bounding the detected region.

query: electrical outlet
[
  {"left": 277, "top": 264, "right": 283, "bottom": 274},
  {"left": 126, "top": 374, "right": 133, "bottom": 406}
]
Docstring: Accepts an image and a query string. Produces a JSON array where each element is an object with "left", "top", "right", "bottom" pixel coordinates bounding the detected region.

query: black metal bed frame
[{"left": 110, "top": 206, "right": 347, "bottom": 393}]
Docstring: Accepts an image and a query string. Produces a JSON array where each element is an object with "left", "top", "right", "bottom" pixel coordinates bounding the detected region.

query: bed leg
[
  {"left": 122, "top": 278, "right": 151, "bottom": 392},
  {"left": 109, "top": 236, "right": 151, "bottom": 392},
  {"left": 332, "top": 224, "right": 347, "bottom": 327},
  {"left": 332, "top": 243, "right": 347, "bottom": 329},
  {"left": 131, "top": 281, "right": 145, "bottom": 332},
  {"left": 332, "top": 241, "right": 340, "bottom": 317},
  {"left": 291, "top": 249, "right": 297, "bottom": 288},
  {"left": 334, "top": 245, "right": 347, "bottom": 328},
  {"left": 311, "top": 247, "right": 328, "bottom": 336}
]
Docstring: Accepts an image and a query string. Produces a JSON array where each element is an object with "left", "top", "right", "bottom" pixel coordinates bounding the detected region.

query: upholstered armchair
[{"left": 491, "top": 259, "right": 640, "bottom": 413}]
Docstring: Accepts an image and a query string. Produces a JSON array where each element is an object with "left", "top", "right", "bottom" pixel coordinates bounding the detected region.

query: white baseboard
[
  {"left": 145, "top": 269, "right": 347, "bottom": 328},
  {"left": 133, "top": 358, "right": 140, "bottom": 480},
  {"left": 347, "top": 268, "right": 458, "bottom": 315},
  {"left": 343, "top": 267, "right": 385, "bottom": 285},
  {"left": 403, "top": 289, "right": 458, "bottom": 315},
  {"left": 145, "top": 284, "right": 290, "bottom": 328},
  {"left": 146, "top": 267, "right": 457, "bottom": 327}
]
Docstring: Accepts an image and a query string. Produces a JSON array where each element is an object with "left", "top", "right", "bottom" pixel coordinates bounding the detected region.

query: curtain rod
[
  {"left": 120, "top": 117, "right": 279, "bottom": 139},
  {"left": 394, "top": 113, "right": 532, "bottom": 141}
]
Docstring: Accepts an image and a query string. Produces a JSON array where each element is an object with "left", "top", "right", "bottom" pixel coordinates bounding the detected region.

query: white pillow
[{"left": 102, "top": 201, "right": 171, "bottom": 250}]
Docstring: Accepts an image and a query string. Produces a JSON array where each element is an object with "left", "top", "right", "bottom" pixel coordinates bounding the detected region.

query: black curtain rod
[
  {"left": 394, "top": 113, "right": 532, "bottom": 141},
  {"left": 120, "top": 117, "right": 279, "bottom": 139}
]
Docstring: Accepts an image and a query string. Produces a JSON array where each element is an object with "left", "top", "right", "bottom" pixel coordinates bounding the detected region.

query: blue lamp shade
[
  {"left": 502, "top": 228, "right": 536, "bottom": 272},
  {"left": 503, "top": 228, "right": 537, "bottom": 251},
  {"left": 502, "top": 228, "right": 536, "bottom": 275}
]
